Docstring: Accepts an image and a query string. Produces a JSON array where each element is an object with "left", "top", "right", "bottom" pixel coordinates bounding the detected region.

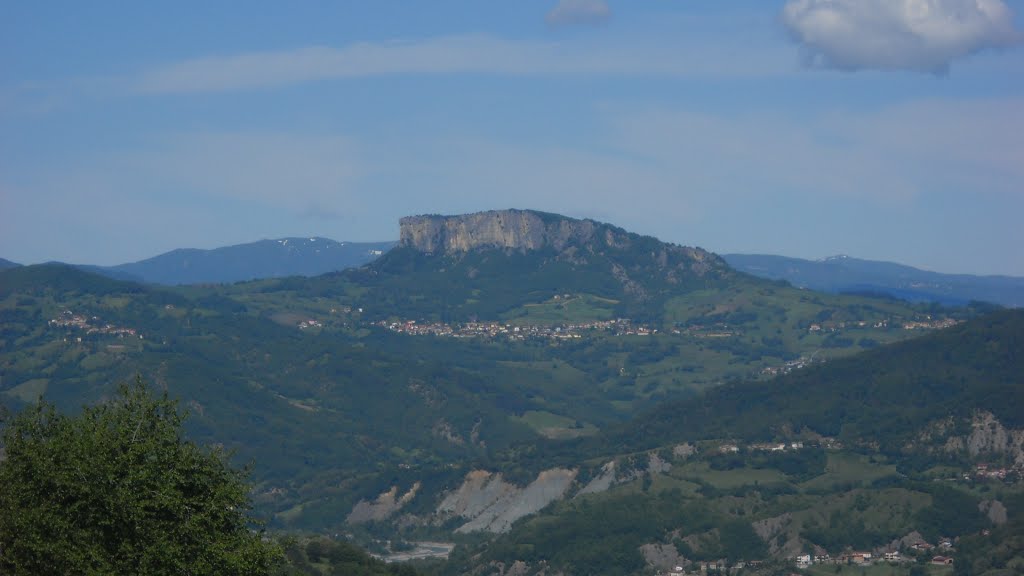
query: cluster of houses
[
  {"left": 969, "top": 463, "right": 1021, "bottom": 482},
  {"left": 305, "top": 306, "right": 365, "bottom": 329},
  {"left": 794, "top": 551, "right": 892, "bottom": 567},
  {"left": 902, "top": 317, "right": 960, "bottom": 330},
  {"left": 760, "top": 356, "right": 816, "bottom": 377},
  {"left": 49, "top": 310, "right": 140, "bottom": 340},
  {"left": 673, "top": 323, "right": 738, "bottom": 338},
  {"left": 792, "top": 538, "right": 956, "bottom": 569},
  {"left": 661, "top": 560, "right": 765, "bottom": 576},
  {"left": 806, "top": 316, "right": 958, "bottom": 334},
  {"left": 717, "top": 440, "right": 827, "bottom": 454},
  {"left": 808, "top": 319, "right": 884, "bottom": 333},
  {"left": 287, "top": 309, "right": 959, "bottom": 347},
  {"left": 376, "top": 318, "right": 657, "bottom": 340},
  {"left": 658, "top": 547, "right": 958, "bottom": 576}
]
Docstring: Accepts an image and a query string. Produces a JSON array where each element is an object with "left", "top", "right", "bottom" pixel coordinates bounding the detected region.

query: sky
[{"left": 2, "top": 0, "right": 1023, "bottom": 275}]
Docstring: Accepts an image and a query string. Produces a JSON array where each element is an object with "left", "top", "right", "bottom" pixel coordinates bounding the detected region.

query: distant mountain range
[
  {"left": 2, "top": 239, "right": 396, "bottom": 286},
  {"left": 4, "top": 231, "right": 1020, "bottom": 305},
  {"left": 724, "top": 253, "right": 1024, "bottom": 308}
]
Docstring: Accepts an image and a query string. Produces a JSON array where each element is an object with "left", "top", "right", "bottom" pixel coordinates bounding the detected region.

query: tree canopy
[{"left": 0, "top": 377, "right": 281, "bottom": 575}]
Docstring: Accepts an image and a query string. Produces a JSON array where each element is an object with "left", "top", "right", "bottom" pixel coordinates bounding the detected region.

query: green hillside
[
  {"left": 600, "top": 308, "right": 1024, "bottom": 453},
  {"left": 437, "top": 310, "right": 1024, "bottom": 576},
  {"left": 0, "top": 213, "right": 998, "bottom": 545}
]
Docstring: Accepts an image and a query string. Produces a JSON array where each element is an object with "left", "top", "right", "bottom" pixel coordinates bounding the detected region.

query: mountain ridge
[
  {"left": 96, "top": 237, "right": 395, "bottom": 285},
  {"left": 725, "top": 252, "right": 1024, "bottom": 307}
]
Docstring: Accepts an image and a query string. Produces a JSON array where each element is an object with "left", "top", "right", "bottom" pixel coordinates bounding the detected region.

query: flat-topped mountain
[
  {"left": 399, "top": 210, "right": 717, "bottom": 270},
  {"left": 360, "top": 210, "right": 731, "bottom": 320},
  {"left": 401, "top": 209, "right": 624, "bottom": 254}
]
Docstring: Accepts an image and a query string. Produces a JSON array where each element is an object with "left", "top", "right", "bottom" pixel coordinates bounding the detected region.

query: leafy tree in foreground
[{"left": 0, "top": 377, "right": 281, "bottom": 575}]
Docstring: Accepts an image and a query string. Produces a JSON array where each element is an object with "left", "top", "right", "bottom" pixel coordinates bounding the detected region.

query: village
[
  {"left": 759, "top": 356, "right": 817, "bottom": 377},
  {"left": 789, "top": 540, "right": 958, "bottom": 569},
  {"left": 376, "top": 318, "right": 658, "bottom": 340},
  {"left": 968, "top": 463, "right": 1022, "bottom": 482},
  {"left": 656, "top": 538, "right": 960, "bottom": 576},
  {"left": 368, "top": 313, "right": 959, "bottom": 343},
  {"left": 48, "top": 310, "right": 141, "bottom": 341},
  {"left": 807, "top": 316, "right": 959, "bottom": 334}
]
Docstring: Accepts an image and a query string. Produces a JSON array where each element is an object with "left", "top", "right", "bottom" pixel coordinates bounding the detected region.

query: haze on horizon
[{"left": 2, "top": 0, "right": 1023, "bottom": 276}]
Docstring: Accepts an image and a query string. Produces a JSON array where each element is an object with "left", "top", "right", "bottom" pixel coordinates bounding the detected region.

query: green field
[
  {"left": 801, "top": 452, "right": 898, "bottom": 491},
  {"left": 668, "top": 460, "right": 790, "bottom": 489},
  {"left": 514, "top": 410, "right": 598, "bottom": 438},
  {"left": 503, "top": 293, "right": 619, "bottom": 325}
]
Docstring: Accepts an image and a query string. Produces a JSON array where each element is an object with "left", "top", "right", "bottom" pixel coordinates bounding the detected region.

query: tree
[{"left": 0, "top": 377, "right": 281, "bottom": 575}]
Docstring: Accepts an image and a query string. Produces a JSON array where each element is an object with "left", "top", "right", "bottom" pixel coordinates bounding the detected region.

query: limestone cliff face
[
  {"left": 942, "top": 411, "right": 1024, "bottom": 465},
  {"left": 397, "top": 209, "right": 725, "bottom": 282},
  {"left": 400, "top": 210, "right": 601, "bottom": 254}
]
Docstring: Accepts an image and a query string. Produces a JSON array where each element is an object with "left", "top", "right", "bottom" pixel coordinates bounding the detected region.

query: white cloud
[
  {"left": 608, "top": 98, "right": 1024, "bottom": 200},
  {"left": 782, "top": 0, "right": 1020, "bottom": 72},
  {"left": 546, "top": 0, "right": 611, "bottom": 26}
]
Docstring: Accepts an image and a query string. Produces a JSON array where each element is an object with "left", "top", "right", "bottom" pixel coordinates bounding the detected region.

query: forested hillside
[
  {"left": 433, "top": 310, "right": 1024, "bottom": 575},
  {"left": 1, "top": 213, "right": 1017, "bottom": 576}
]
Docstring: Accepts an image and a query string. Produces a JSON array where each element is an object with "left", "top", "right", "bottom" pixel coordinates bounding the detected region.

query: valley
[{"left": 1, "top": 210, "right": 1021, "bottom": 576}]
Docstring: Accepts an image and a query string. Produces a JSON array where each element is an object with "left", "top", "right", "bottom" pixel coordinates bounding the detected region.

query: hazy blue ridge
[
  {"left": 0, "top": 263, "right": 150, "bottom": 297},
  {"left": 724, "top": 253, "right": 1024, "bottom": 307},
  {"left": 0, "top": 258, "right": 21, "bottom": 270},
  {"left": 102, "top": 238, "right": 396, "bottom": 285}
]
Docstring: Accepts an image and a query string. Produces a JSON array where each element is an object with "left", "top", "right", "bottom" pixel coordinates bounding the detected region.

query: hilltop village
[
  {"left": 377, "top": 318, "right": 649, "bottom": 340},
  {"left": 374, "top": 316, "right": 960, "bottom": 342},
  {"left": 48, "top": 310, "right": 142, "bottom": 342}
]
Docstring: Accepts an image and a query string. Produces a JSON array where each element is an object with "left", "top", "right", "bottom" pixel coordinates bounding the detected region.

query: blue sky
[{"left": 2, "top": 0, "right": 1023, "bottom": 275}]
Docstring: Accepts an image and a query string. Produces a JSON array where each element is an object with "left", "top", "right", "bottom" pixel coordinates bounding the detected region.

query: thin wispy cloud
[
  {"left": 135, "top": 33, "right": 787, "bottom": 94},
  {"left": 137, "top": 36, "right": 544, "bottom": 93},
  {"left": 546, "top": 0, "right": 611, "bottom": 27},
  {"left": 782, "top": 0, "right": 1020, "bottom": 72},
  {"left": 607, "top": 98, "right": 1024, "bottom": 202},
  {"left": 347, "top": 96, "right": 1024, "bottom": 271}
]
